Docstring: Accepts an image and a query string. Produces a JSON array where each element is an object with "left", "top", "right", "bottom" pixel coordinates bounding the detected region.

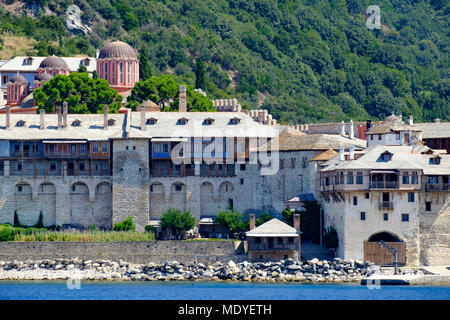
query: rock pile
[{"left": 0, "top": 257, "right": 377, "bottom": 282}]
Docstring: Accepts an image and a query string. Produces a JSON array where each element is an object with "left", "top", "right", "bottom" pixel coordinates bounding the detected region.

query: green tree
[
  {"left": 282, "top": 208, "right": 293, "bottom": 226},
  {"left": 215, "top": 209, "right": 246, "bottom": 237},
  {"left": 160, "top": 208, "right": 196, "bottom": 239},
  {"left": 195, "top": 57, "right": 206, "bottom": 90},
  {"left": 34, "top": 72, "right": 122, "bottom": 114},
  {"left": 77, "top": 65, "right": 87, "bottom": 73},
  {"left": 139, "top": 48, "right": 152, "bottom": 81},
  {"left": 255, "top": 211, "right": 273, "bottom": 227}
]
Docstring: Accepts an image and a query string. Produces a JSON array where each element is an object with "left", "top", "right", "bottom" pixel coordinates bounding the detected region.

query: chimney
[
  {"left": 62, "top": 101, "right": 68, "bottom": 128},
  {"left": 340, "top": 120, "right": 345, "bottom": 136},
  {"left": 140, "top": 105, "right": 146, "bottom": 131},
  {"left": 103, "top": 105, "right": 108, "bottom": 130},
  {"left": 349, "top": 119, "right": 354, "bottom": 139},
  {"left": 249, "top": 214, "right": 256, "bottom": 230},
  {"left": 179, "top": 85, "right": 187, "bottom": 112},
  {"left": 57, "top": 106, "right": 62, "bottom": 129},
  {"left": 39, "top": 109, "right": 45, "bottom": 129},
  {"left": 293, "top": 213, "right": 300, "bottom": 232},
  {"left": 349, "top": 145, "right": 355, "bottom": 160},
  {"left": 408, "top": 116, "right": 413, "bottom": 126},
  {"left": 5, "top": 106, "right": 10, "bottom": 129},
  {"left": 339, "top": 146, "right": 345, "bottom": 162},
  {"left": 96, "top": 49, "right": 100, "bottom": 59},
  {"left": 366, "top": 120, "right": 372, "bottom": 132}
]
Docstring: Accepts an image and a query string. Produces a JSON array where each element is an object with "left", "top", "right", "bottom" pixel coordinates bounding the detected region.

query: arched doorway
[
  {"left": 364, "top": 231, "right": 406, "bottom": 266},
  {"left": 38, "top": 182, "right": 56, "bottom": 227}
]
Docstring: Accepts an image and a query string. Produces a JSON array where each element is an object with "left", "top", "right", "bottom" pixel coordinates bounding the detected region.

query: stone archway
[
  {"left": 364, "top": 231, "right": 406, "bottom": 265},
  {"left": 13, "top": 182, "right": 37, "bottom": 226},
  {"left": 38, "top": 182, "right": 56, "bottom": 227},
  {"left": 70, "top": 182, "right": 91, "bottom": 229},
  {"left": 149, "top": 182, "right": 165, "bottom": 219}
]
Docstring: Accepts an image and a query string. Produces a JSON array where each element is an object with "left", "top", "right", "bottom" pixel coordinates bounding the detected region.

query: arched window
[
  {"left": 104, "top": 62, "right": 108, "bottom": 80},
  {"left": 119, "top": 62, "right": 124, "bottom": 84},
  {"left": 14, "top": 85, "right": 18, "bottom": 101},
  {"left": 127, "top": 61, "right": 131, "bottom": 84},
  {"left": 111, "top": 62, "right": 116, "bottom": 84}
]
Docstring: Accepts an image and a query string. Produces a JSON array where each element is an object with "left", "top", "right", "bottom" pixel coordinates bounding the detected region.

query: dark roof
[
  {"left": 39, "top": 55, "right": 69, "bottom": 69},
  {"left": 36, "top": 73, "right": 53, "bottom": 81},
  {"left": 9, "top": 74, "right": 28, "bottom": 85},
  {"left": 98, "top": 41, "right": 137, "bottom": 59}
]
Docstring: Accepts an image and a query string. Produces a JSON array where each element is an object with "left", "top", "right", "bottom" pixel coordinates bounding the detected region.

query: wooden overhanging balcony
[
  {"left": 249, "top": 243, "right": 298, "bottom": 251},
  {"left": 425, "top": 183, "right": 449, "bottom": 192}
]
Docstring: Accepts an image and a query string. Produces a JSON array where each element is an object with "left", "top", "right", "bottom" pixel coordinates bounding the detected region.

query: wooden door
[{"left": 364, "top": 241, "right": 406, "bottom": 266}]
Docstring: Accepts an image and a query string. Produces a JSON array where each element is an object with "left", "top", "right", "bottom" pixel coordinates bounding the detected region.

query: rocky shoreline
[{"left": 0, "top": 257, "right": 387, "bottom": 282}]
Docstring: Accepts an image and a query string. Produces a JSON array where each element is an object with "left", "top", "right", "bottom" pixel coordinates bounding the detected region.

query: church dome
[
  {"left": 39, "top": 55, "right": 69, "bottom": 69},
  {"left": 98, "top": 41, "right": 137, "bottom": 59},
  {"left": 384, "top": 113, "right": 402, "bottom": 123},
  {"left": 36, "top": 73, "right": 53, "bottom": 81},
  {"left": 9, "top": 74, "right": 28, "bottom": 85}
]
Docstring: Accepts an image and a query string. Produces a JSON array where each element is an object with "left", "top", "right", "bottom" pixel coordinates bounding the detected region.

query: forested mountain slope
[{"left": 0, "top": 0, "right": 448, "bottom": 123}]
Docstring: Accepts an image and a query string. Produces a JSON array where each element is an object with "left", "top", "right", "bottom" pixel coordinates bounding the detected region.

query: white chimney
[
  {"left": 57, "top": 106, "right": 62, "bottom": 129},
  {"left": 339, "top": 146, "right": 345, "bottom": 162},
  {"left": 96, "top": 49, "right": 100, "bottom": 59},
  {"left": 103, "top": 105, "right": 108, "bottom": 130},
  {"left": 179, "top": 85, "right": 187, "bottom": 112},
  {"left": 349, "top": 119, "right": 354, "bottom": 139},
  {"left": 140, "top": 105, "right": 146, "bottom": 131},
  {"left": 408, "top": 116, "right": 413, "bottom": 126},
  {"left": 349, "top": 145, "right": 355, "bottom": 160},
  {"left": 40, "top": 109, "right": 45, "bottom": 130},
  {"left": 62, "top": 101, "right": 68, "bottom": 128},
  {"left": 340, "top": 120, "right": 345, "bottom": 136}
]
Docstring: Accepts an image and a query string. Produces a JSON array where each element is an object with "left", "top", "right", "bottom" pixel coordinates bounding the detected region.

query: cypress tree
[
  {"left": 139, "top": 48, "right": 152, "bottom": 81},
  {"left": 195, "top": 57, "right": 206, "bottom": 90}
]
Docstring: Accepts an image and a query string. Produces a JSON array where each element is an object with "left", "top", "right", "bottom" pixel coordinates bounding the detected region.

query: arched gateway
[{"left": 364, "top": 231, "right": 406, "bottom": 266}]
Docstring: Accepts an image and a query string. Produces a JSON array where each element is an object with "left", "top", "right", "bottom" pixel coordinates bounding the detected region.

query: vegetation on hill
[{"left": 0, "top": 0, "right": 448, "bottom": 123}]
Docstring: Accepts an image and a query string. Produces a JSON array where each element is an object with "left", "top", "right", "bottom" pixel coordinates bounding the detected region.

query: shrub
[
  {"left": 215, "top": 209, "right": 246, "bottom": 237},
  {"left": 144, "top": 225, "right": 156, "bottom": 233},
  {"left": 88, "top": 224, "right": 99, "bottom": 231},
  {"left": 35, "top": 212, "right": 44, "bottom": 229},
  {"left": 324, "top": 226, "right": 339, "bottom": 249},
  {"left": 112, "top": 216, "right": 135, "bottom": 231},
  {"left": 160, "top": 209, "right": 196, "bottom": 238}
]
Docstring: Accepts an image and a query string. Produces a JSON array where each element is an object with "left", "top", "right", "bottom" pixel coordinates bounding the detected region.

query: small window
[
  {"left": 203, "top": 118, "right": 214, "bottom": 125},
  {"left": 425, "top": 202, "right": 431, "bottom": 212},
  {"left": 255, "top": 237, "right": 261, "bottom": 244},
  {"left": 175, "top": 184, "right": 182, "bottom": 192},
  {"left": 240, "top": 164, "right": 246, "bottom": 171},
  {"left": 79, "top": 162, "right": 85, "bottom": 171},
  {"left": 353, "top": 196, "right": 358, "bottom": 206},
  {"left": 72, "top": 120, "right": 81, "bottom": 127},
  {"left": 108, "top": 119, "right": 115, "bottom": 126},
  {"left": 396, "top": 132, "right": 400, "bottom": 140},
  {"left": 347, "top": 172, "right": 354, "bottom": 184},
  {"left": 356, "top": 172, "right": 363, "bottom": 184},
  {"left": 408, "top": 192, "right": 415, "bottom": 203},
  {"left": 383, "top": 213, "right": 388, "bottom": 221},
  {"left": 228, "top": 199, "right": 234, "bottom": 210},
  {"left": 101, "top": 143, "right": 107, "bottom": 153},
  {"left": 277, "top": 237, "right": 283, "bottom": 244},
  {"left": 50, "top": 163, "right": 56, "bottom": 171},
  {"left": 93, "top": 144, "right": 99, "bottom": 153},
  {"left": 360, "top": 212, "right": 366, "bottom": 221},
  {"left": 18, "top": 163, "right": 22, "bottom": 171},
  {"left": 378, "top": 134, "right": 382, "bottom": 140},
  {"left": 291, "top": 158, "right": 296, "bottom": 168},
  {"left": 402, "top": 172, "right": 409, "bottom": 184},
  {"left": 133, "top": 146, "right": 136, "bottom": 150},
  {"left": 411, "top": 172, "right": 418, "bottom": 184},
  {"left": 178, "top": 118, "right": 188, "bottom": 125},
  {"left": 229, "top": 118, "right": 240, "bottom": 125},
  {"left": 240, "top": 178, "right": 244, "bottom": 185},
  {"left": 126, "top": 146, "right": 129, "bottom": 150},
  {"left": 146, "top": 118, "right": 157, "bottom": 125},
  {"left": 365, "top": 193, "right": 370, "bottom": 199},
  {"left": 16, "top": 120, "right": 26, "bottom": 127},
  {"left": 17, "top": 186, "right": 22, "bottom": 192},
  {"left": 402, "top": 214, "right": 409, "bottom": 222}
]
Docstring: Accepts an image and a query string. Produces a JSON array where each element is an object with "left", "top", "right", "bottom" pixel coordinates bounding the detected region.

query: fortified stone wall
[
  {"left": 0, "top": 241, "right": 246, "bottom": 264},
  {"left": 0, "top": 176, "right": 112, "bottom": 228}
]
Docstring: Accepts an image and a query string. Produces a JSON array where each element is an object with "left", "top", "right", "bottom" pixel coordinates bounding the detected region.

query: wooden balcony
[
  {"left": 249, "top": 243, "right": 298, "bottom": 251},
  {"left": 425, "top": 183, "right": 449, "bottom": 192}
]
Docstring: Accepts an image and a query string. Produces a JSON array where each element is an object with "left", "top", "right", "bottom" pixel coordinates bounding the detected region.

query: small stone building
[{"left": 246, "top": 214, "right": 301, "bottom": 261}]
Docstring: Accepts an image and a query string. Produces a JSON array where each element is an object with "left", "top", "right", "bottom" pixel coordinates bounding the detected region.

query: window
[
  {"left": 365, "top": 193, "right": 369, "bottom": 199},
  {"left": 291, "top": 158, "right": 296, "bottom": 168},
  {"left": 411, "top": 172, "right": 418, "bottom": 184},
  {"left": 402, "top": 172, "right": 409, "bottom": 184},
  {"left": 340, "top": 172, "right": 344, "bottom": 184},
  {"left": 108, "top": 119, "right": 115, "bottom": 126},
  {"left": 50, "top": 162, "right": 56, "bottom": 171},
  {"left": 228, "top": 199, "right": 233, "bottom": 210},
  {"left": 104, "top": 62, "right": 108, "bottom": 80},
  {"left": 240, "top": 164, "right": 246, "bottom": 171},
  {"left": 71, "top": 144, "right": 76, "bottom": 153},
  {"left": 402, "top": 214, "right": 409, "bottom": 222},
  {"left": 72, "top": 120, "right": 81, "bottom": 127},
  {"left": 425, "top": 202, "right": 431, "bottom": 212},
  {"left": 2, "top": 75, "right": 8, "bottom": 84},
  {"left": 133, "top": 146, "right": 136, "bottom": 150},
  {"left": 126, "top": 146, "right": 129, "bottom": 150},
  {"left": 80, "top": 145, "right": 86, "bottom": 153},
  {"left": 204, "top": 118, "right": 214, "bottom": 125},
  {"left": 79, "top": 162, "right": 85, "bottom": 171},
  {"left": 127, "top": 62, "right": 131, "bottom": 84},
  {"left": 370, "top": 135, "right": 373, "bottom": 140},
  {"left": 383, "top": 213, "right": 388, "bottom": 221},
  {"left": 356, "top": 172, "right": 363, "bottom": 184},
  {"left": 119, "top": 62, "right": 124, "bottom": 84},
  {"left": 18, "top": 163, "right": 22, "bottom": 171},
  {"left": 360, "top": 212, "right": 366, "bottom": 221},
  {"left": 396, "top": 132, "right": 400, "bottom": 140},
  {"left": 146, "top": 118, "right": 157, "bottom": 125},
  {"left": 102, "top": 160, "right": 108, "bottom": 169},
  {"left": 429, "top": 157, "right": 441, "bottom": 165},
  {"left": 347, "top": 172, "right": 354, "bottom": 184},
  {"left": 381, "top": 152, "right": 392, "bottom": 161},
  {"left": 353, "top": 196, "right": 357, "bottom": 206},
  {"left": 14, "top": 85, "right": 18, "bottom": 101},
  {"left": 408, "top": 192, "right": 415, "bottom": 203},
  {"left": 378, "top": 134, "right": 382, "bottom": 140},
  {"left": 178, "top": 118, "right": 188, "bottom": 125},
  {"left": 229, "top": 118, "right": 240, "bottom": 125},
  {"left": 255, "top": 237, "right": 261, "bottom": 244},
  {"left": 102, "top": 143, "right": 107, "bottom": 153},
  {"left": 240, "top": 178, "right": 244, "bottom": 185},
  {"left": 302, "top": 157, "right": 307, "bottom": 168},
  {"left": 17, "top": 186, "right": 22, "bottom": 192},
  {"left": 175, "top": 184, "right": 182, "bottom": 192},
  {"left": 280, "top": 159, "right": 284, "bottom": 169},
  {"left": 277, "top": 237, "right": 283, "bottom": 244},
  {"left": 111, "top": 62, "right": 116, "bottom": 84},
  {"left": 93, "top": 143, "right": 99, "bottom": 153}
]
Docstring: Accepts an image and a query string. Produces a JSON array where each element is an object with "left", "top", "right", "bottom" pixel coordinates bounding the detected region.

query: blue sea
[{"left": 0, "top": 281, "right": 449, "bottom": 300}]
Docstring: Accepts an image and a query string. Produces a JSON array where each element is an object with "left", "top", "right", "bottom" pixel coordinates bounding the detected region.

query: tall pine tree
[
  {"left": 139, "top": 47, "right": 152, "bottom": 81},
  {"left": 195, "top": 57, "right": 206, "bottom": 90}
]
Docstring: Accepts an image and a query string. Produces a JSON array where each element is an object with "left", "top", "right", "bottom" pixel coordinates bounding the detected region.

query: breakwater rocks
[{"left": 0, "top": 257, "right": 376, "bottom": 282}]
